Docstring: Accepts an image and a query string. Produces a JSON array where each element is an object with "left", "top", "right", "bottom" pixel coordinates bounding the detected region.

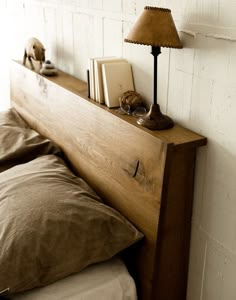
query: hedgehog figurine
[{"left": 23, "top": 37, "right": 46, "bottom": 70}]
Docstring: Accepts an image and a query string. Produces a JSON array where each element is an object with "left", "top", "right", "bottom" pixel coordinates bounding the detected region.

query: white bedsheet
[{"left": 11, "top": 257, "right": 137, "bottom": 300}]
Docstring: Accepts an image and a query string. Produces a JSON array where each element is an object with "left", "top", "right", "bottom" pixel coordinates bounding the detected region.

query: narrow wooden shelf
[{"left": 16, "top": 60, "right": 206, "bottom": 149}]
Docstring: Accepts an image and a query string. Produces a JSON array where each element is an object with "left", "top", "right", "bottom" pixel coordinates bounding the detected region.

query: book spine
[
  {"left": 88, "top": 58, "right": 95, "bottom": 100},
  {"left": 102, "top": 64, "right": 109, "bottom": 106}
]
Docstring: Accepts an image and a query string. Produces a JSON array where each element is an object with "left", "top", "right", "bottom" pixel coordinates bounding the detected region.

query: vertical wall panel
[
  {"left": 103, "top": 18, "right": 123, "bottom": 56},
  {"left": 78, "top": 0, "right": 90, "bottom": 9},
  {"left": 123, "top": 20, "right": 153, "bottom": 104},
  {"left": 0, "top": 0, "right": 6, "bottom": 8},
  {"left": 44, "top": 7, "right": 57, "bottom": 62},
  {"left": 202, "top": 242, "right": 225, "bottom": 300},
  {"left": 219, "top": 0, "right": 236, "bottom": 27},
  {"left": 122, "top": 0, "right": 136, "bottom": 15},
  {"left": 135, "top": 0, "right": 158, "bottom": 15},
  {"left": 73, "top": 13, "right": 96, "bottom": 80},
  {"left": 103, "top": 0, "right": 122, "bottom": 13},
  {"left": 187, "top": 225, "right": 207, "bottom": 300},
  {"left": 55, "top": 8, "right": 65, "bottom": 71},
  {"left": 6, "top": 2, "right": 27, "bottom": 59},
  {"left": 61, "top": 11, "right": 74, "bottom": 75},
  {"left": 201, "top": 142, "right": 236, "bottom": 250},
  {"left": 24, "top": 3, "right": 45, "bottom": 41},
  {"left": 193, "top": 37, "right": 230, "bottom": 83},
  {"left": 93, "top": 16, "right": 104, "bottom": 57},
  {"left": 168, "top": 69, "right": 193, "bottom": 124},
  {"left": 89, "top": 0, "right": 103, "bottom": 10},
  {"left": 192, "top": 147, "right": 208, "bottom": 223},
  {"left": 55, "top": 9, "right": 75, "bottom": 75},
  {"left": 156, "top": 48, "right": 170, "bottom": 114},
  {"left": 189, "top": 76, "right": 214, "bottom": 134},
  {"left": 221, "top": 252, "right": 236, "bottom": 300},
  {"left": 167, "top": 45, "right": 195, "bottom": 124}
]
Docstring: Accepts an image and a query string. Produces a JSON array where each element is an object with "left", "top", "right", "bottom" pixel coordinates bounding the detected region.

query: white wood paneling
[
  {"left": 122, "top": 0, "right": 136, "bottom": 15},
  {"left": 103, "top": 0, "right": 122, "bottom": 13},
  {"left": 24, "top": 3, "right": 45, "bottom": 42},
  {"left": 0, "top": 0, "right": 7, "bottom": 8},
  {"left": 202, "top": 241, "right": 227, "bottom": 300},
  {"left": 43, "top": 7, "right": 57, "bottom": 62},
  {"left": 103, "top": 18, "right": 123, "bottom": 56},
  {"left": 192, "top": 147, "right": 208, "bottom": 223},
  {"left": 201, "top": 142, "right": 236, "bottom": 250},
  {"left": 2, "top": 1, "right": 236, "bottom": 300},
  {"left": 135, "top": 0, "right": 157, "bottom": 15},
  {"left": 73, "top": 13, "right": 97, "bottom": 80},
  {"left": 54, "top": 9, "right": 75, "bottom": 74},
  {"left": 89, "top": 0, "right": 103, "bottom": 10},
  {"left": 55, "top": 8, "right": 65, "bottom": 71},
  {"left": 218, "top": 0, "right": 236, "bottom": 27},
  {"left": 61, "top": 11, "right": 74, "bottom": 74},
  {"left": 221, "top": 251, "right": 236, "bottom": 300},
  {"left": 187, "top": 224, "right": 207, "bottom": 300}
]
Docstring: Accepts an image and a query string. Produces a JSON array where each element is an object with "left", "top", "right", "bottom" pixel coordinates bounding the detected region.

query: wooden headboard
[{"left": 10, "top": 60, "right": 206, "bottom": 300}]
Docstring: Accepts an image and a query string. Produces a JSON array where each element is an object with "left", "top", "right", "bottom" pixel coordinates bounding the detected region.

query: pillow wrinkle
[
  {"left": 0, "top": 109, "right": 61, "bottom": 173},
  {"left": 0, "top": 108, "right": 29, "bottom": 128},
  {"left": 0, "top": 127, "right": 38, "bottom": 153},
  {"left": 0, "top": 154, "right": 143, "bottom": 295}
]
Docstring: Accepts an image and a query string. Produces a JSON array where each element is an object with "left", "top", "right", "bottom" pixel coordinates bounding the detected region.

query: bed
[{"left": 0, "top": 60, "right": 207, "bottom": 300}]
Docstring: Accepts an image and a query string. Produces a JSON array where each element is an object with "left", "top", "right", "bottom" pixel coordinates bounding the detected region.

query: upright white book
[
  {"left": 102, "top": 62, "right": 134, "bottom": 108},
  {"left": 93, "top": 57, "right": 127, "bottom": 103},
  {"left": 88, "top": 58, "right": 95, "bottom": 100},
  {"left": 88, "top": 57, "right": 101, "bottom": 100}
]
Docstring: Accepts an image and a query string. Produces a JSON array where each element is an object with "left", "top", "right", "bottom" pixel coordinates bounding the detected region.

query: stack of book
[{"left": 88, "top": 57, "right": 134, "bottom": 108}]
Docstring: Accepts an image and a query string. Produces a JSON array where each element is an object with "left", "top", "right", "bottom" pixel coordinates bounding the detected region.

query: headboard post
[{"left": 10, "top": 60, "right": 206, "bottom": 300}]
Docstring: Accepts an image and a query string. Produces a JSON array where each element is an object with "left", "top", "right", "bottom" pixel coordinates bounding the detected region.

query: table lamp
[{"left": 125, "top": 6, "right": 183, "bottom": 130}]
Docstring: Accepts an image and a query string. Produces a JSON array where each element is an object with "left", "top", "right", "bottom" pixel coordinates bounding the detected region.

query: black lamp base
[{"left": 137, "top": 104, "right": 174, "bottom": 130}]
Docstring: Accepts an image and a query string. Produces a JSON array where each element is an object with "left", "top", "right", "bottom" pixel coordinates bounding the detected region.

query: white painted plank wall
[{"left": 1, "top": 1, "right": 236, "bottom": 299}]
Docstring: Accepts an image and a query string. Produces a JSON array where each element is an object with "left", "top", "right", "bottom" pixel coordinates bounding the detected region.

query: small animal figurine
[{"left": 23, "top": 37, "right": 45, "bottom": 70}]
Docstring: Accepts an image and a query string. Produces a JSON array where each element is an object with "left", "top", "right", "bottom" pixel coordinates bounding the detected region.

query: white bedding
[{"left": 11, "top": 257, "right": 137, "bottom": 300}]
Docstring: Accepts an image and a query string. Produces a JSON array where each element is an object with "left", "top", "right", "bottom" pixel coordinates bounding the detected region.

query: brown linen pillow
[
  {"left": 0, "top": 155, "right": 143, "bottom": 295},
  {"left": 0, "top": 109, "right": 61, "bottom": 172},
  {"left": 0, "top": 108, "right": 29, "bottom": 128}
]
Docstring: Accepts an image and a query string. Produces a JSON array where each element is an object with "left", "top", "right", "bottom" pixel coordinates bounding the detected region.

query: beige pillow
[
  {"left": 0, "top": 108, "right": 29, "bottom": 128},
  {"left": 0, "top": 155, "right": 143, "bottom": 295},
  {"left": 0, "top": 109, "right": 60, "bottom": 172}
]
